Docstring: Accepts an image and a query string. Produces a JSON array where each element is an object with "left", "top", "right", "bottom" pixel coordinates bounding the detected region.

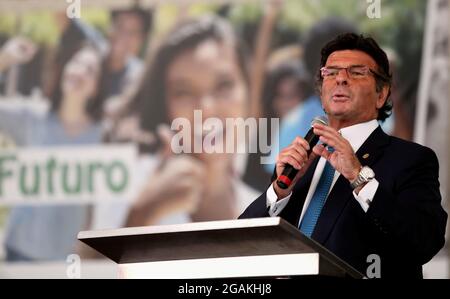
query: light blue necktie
[{"left": 299, "top": 148, "right": 335, "bottom": 237}]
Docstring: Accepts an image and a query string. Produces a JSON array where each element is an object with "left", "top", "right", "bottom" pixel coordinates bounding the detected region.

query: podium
[{"left": 78, "top": 217, "right": 363, "bottom": 279}]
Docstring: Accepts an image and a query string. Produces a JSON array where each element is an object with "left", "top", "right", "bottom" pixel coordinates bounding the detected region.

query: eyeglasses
[{"left": 320, "top": 65, "right": 388, "bottom": 81}]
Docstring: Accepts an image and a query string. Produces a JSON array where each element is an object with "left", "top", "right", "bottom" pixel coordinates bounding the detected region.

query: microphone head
[{"left": 311, "top": 115, "right": 328, "bottom": 127}]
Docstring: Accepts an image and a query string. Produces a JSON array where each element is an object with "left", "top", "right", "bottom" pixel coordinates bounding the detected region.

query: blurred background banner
[
  {"left": 0, "top": 145, "right": 136, "bottom": 204},
  {"left": 0, "top": 0, "right": 447, "bottom": 278}
]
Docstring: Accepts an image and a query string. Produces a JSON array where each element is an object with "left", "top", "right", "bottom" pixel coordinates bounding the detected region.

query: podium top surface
[
  {"left": 78, "top": 217, "right": 362, "bottom": 278},
  {"left": 80, "top": 217, "right": 286, "bottom": 239}
]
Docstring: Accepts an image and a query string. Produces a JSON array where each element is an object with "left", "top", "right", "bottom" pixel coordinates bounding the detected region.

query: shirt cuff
[
  {"left": 266, "top": 183, "right": 292, "bottom": 216},
  {"left": 352, "top": 178, "right": 379, "bottom": 212}
]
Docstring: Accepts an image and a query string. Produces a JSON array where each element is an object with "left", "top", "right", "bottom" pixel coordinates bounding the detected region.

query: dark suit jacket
[{"left": 240, "top": 127, "right": 447, "bottom": 278}]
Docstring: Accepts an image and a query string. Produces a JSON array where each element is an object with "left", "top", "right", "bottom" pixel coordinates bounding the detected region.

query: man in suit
[{"left": 240, "top": 33, "right": 447, "bottom": 278}]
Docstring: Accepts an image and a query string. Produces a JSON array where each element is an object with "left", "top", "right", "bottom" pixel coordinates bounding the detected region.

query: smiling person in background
[
  {"left": 122, "top": 16, "right": 259, "bottom": 227},
  {"left": 1, "top": 44, "right": 105, "bottom": 261}
]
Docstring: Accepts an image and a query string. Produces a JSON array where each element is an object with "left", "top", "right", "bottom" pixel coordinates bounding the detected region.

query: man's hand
[
  {"left": 312, "top": 123, "right": 361, "bottom": 182},
  {"left": 273, "top": 136, "right": 317, "bottom": 199}
]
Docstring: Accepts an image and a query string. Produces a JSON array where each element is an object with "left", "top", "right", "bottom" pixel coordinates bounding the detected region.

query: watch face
[{"left": 361, "top": 166, "right": 375, "bottom": 179}]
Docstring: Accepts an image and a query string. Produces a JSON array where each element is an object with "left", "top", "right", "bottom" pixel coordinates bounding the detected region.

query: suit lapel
[{"left": 311, "top": 126, "right": 390, "bottom": 244}]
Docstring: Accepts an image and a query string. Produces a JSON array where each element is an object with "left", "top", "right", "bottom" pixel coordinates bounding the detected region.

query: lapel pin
[{"left": 363, "top": 153, "right": 370, "bottom": 159}]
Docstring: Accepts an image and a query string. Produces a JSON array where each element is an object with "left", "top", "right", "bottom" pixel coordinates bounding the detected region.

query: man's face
[{"left": 320, "top": 50, "right": 388, "bottom": 127}]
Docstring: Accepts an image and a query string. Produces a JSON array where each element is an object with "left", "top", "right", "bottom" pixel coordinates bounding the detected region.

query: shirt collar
[{"left": 339, "top": 119, "right": 379, "bottom": 152}]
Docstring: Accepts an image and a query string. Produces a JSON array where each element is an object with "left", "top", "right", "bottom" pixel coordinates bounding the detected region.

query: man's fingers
[
  {"left": 314, "top": 126, "right": 341, "bottom": 143},
  {"left": 281, "top": 145, "right": 308, "bottom": 165},
  {"left": 314, "top": 126, "right": 347, "bottom": 150},
  {"left": 288, "top": 144, "right": 308, "bottom": 161},
  {"left": 279, "top": 152, "right": 303, "bottom": 168},
  {"left": 313, "top": 144, "right": 333, "bottom": 160},
  {"left": 318, "top": 135, "right": 340, "bottom": 150},
  {"left": 276, "top": 135, "right": 316, "bottom": 170},
  {"left": 294, "top": 136, "right": 310, "bottom": 151},
  {"left": 312, "top": 144, "right": 324, "bottom": 156},
  {"left": 280, "top": 144, "right": 306, "bottom": 160},
  {"left": 277, "top": 154, "right": 302, "bottom": 170}
]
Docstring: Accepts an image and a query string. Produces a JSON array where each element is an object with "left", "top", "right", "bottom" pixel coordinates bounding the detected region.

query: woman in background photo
[
  {"left": 123, "top": 15, "right": 260, "bottom": 227},
  {"left": 0, "top": 43, "right": 105, "bottom": 261}
]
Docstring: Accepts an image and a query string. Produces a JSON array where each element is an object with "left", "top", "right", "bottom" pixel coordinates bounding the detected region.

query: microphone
[{"left": 276, "top": 115, "right": 328, "bottom": 189}]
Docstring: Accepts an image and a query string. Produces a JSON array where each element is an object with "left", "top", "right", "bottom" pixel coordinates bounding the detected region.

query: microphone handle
[{"left": 276, "top": 129, "right": 320, "bottom": 189}]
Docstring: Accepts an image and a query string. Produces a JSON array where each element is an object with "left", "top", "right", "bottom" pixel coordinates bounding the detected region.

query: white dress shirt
[{"left": 267, "top": 119, "right": 380, "bottom": 221}]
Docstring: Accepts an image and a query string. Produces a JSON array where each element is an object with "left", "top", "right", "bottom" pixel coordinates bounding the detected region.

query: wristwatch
[{"left": 350, "top": 166, "right": 375, "bottom": 189}]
